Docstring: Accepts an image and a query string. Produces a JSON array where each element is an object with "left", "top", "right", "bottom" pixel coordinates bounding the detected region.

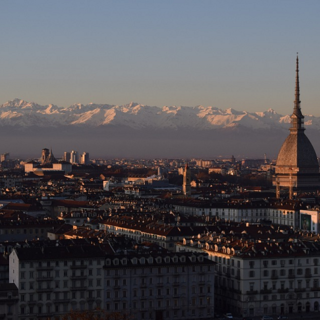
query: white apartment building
[
  {"left": 177, "top": 233, "right": 320, "bottom": 317},
  {"left": 9, "top": 244, "right": 105, "bottom": 320},
  {"left": 173, "top": 202, "right": 299, "bottom": 228}
]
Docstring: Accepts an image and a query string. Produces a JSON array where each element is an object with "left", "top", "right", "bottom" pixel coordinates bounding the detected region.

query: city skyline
[{"left": 1, "top": 1, "right": 320, "bottom": 115}]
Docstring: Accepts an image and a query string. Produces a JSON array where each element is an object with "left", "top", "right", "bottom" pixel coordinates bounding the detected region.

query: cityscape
[
  {"left": 1, "top": 57, "right": 320, "bottom": 320},
  {"left": 1, "top": 1, "right": 320, "bottom": 320}
]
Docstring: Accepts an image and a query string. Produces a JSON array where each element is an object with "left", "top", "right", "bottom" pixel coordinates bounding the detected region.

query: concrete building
[
  {"left": 70, "top": 151, "right": 79, "bottom": 164},
  {"left": 80, "top": 152, "right": 90, "bottom": 165},
  {"left": 63, "top": 152, "right": 71, "bottom": 163}
]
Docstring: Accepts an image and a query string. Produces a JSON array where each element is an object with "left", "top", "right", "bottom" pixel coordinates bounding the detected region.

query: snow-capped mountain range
[
  {"left": 1, "top": 99, "right": 320, "bottom": 159},
  {"left": 0, "top": 98, "right": 318, "bottom": 130}
]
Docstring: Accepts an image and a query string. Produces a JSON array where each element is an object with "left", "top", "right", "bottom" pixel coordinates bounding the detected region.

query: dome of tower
[{"left": 276, "top": 132, "right": 319, "bottom": 172}]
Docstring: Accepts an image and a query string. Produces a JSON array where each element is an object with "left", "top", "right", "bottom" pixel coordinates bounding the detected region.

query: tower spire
[
  {"left": 290, "top": 54, "right": 304, "bottom": 131},
  {"left": 294, "top": 54, "right": 300, "bottom": 113}
]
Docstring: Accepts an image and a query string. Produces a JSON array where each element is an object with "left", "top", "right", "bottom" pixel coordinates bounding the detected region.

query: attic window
[
  {"left": 140, "top": 257, "right": 145, "bottom": 264},
  {"left": 156, "top": 257, "right": 162, "bottom": 264},
  {"left": 198, "top": 256, "right": 204, "bottom": 262},
  {"left": 180, "top": 256, "right": 186, "bottom": 263},
  {"left": 172, "top": 256, "right": 178, "bottom": 263},
  {"left": 121, "top": 258, "right": 127, "bottom": 265},
  {"left": 113, "top": 258, "right": 119, "bottom": 265},
  {"left": 190, "top": 255, "right": 196, "bottom": 262},
  {"left": 147, "top": 257, "right": 153, "bottom": 264},
  {"left": 105, "top": 259, "right": 111, "bottom": 266},
  {"left": 164, "top": 256, "right": 170, "bottom": 263},
  {"left": 132, "top": 258, "right": 138, "bottom": 265}
]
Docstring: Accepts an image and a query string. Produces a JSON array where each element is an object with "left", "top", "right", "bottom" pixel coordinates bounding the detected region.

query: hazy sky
[{"left": 1, "top": 1, "right": 320, "bottom": 115}]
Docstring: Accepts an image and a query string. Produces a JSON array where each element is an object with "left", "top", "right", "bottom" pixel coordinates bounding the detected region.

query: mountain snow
[{"left": 0, "top": 99, "right": 317, "bottom": 131}]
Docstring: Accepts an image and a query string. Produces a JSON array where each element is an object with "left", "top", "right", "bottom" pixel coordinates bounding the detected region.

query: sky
[{"left": 0, "top": 1, "right": 320, "bottom": 115}]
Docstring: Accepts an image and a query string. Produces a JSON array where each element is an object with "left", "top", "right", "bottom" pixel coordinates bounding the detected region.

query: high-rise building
[
  {"left": 80, "top": 152, "right": 90, "bottom": 165},
  {"left": 182, "top": 163, "right": 191, "bottom": 196},
  {"left": 63, "top": 151, "right": 71, "bottom": 163},
  {"left": 70, "top": 150, "right": 79, "bottom": 164},
  {"left": 0, "top": 153, "right": 9, "bottom": 162},
  {"left": 274, "top": 56, "right": 320, "bottom": 199}
]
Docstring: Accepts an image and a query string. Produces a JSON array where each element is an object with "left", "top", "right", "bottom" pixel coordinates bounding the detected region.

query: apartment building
[
  {"left": 104, "top": 252, "right": 215, "bottom": 320},
  {"left": 173, "top": 200, "right": 300, "bottom": 228},
  {"left": 9, "top": 244, "right": 106, "bottom": 320},
  {"left": 176, "top": 227, "right": 320, "bottom": 317}
]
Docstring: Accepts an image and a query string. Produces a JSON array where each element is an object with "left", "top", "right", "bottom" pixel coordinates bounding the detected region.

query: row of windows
[
  {"left": 20, "top": 269, "right": 100, "bottom": 279},
  {"left": 20, "top": 259, "right": 102, "bottom": 268},
  {"left": 106, "top": 286, "right": 211, "bottom": 298},
  {"left": 20, "top": 278, "right": 101, "bottom": 290},
  {"left": 106, "top": 299, "right": 213, "bottom": 311},
  {"left": 249, "top": 267, "right": 317, "bottom": 278},
  {"left": 250, "top": 279, "right": 319, "bottom": 291},
  {"left": 20, "top": 290, "right": 101, "bottom": 302}
]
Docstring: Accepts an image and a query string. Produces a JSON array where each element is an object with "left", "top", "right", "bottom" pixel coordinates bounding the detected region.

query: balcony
[
  {"left": 36, "top": 288, "right": 52, "bottom": 293},
  {"left": 70, "top": 275, "right": 87, "bottom": 280},
  {"left": 305, "top": 273, "right": 312, "bottom": 278},
  {"left": 53, "top": 298, "right": 70, "bottom": 303},
  {"left": 260, "top": 289, "right": 272, "bottom": 294},
  {"left": 288, "top": 274, "right": 295, "bottom": 279},
  {"left": 36, "top": 266, "right": 53, "bottom": 271},
  {"left": 246, "top": 290, "right": 258, "bottom": 295},
  {"left": 277, "top": 288, "right": 289, "bottom": 293},
  {"left": 271, "top": 275, "right": 278, "bottom": 280},
  {"left": 311, "top": 287, "right": 319, "bottom": 291},
  {"left": 70, "top": 286, "right": 87, "bottom": 291},
  {"left": 36, "top": 276, "right": 53, "bottom": 281},
  {"left": 294, "top": 288, "right": 306, "bottom": 292},
  {"left": 70, "top": 264, "right": 86, "bottom": 269}
]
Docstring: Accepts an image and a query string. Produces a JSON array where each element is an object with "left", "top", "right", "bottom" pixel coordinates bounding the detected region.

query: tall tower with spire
[{"left": 274, "top": 56, "right": 320, "bottom": 198}]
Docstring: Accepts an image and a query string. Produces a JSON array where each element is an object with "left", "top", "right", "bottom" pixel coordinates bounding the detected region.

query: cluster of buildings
[{"left": 0, "top": 57, "right": 320, "bottom": 320}]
